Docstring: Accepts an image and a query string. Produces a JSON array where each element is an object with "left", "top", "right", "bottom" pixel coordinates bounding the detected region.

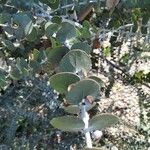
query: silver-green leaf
[
  {"left": 50, "top": 116, "right": 84, "bottom": 132},
  {"left": 89, "top": 114, "right": 119, "bottom": 131},
  {"left": 49, "top": 72, "right": 80, "bottom": 94},
  {"left": 71, "top": 42, "right": 92, "bottom": 54},
  {"left": 59, "top": 49, "right": 91, "bottom": 73},
  {"left": 66, "top": 79, "right": 100, "bottom": 105}
]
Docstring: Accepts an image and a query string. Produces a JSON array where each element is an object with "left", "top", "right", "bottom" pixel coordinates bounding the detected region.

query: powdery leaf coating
[
  {"left": 63, "top": 103, "right": 96, "bottom": 114},
  {"left": 56, "top": 22, "right": 76, "bottom": 43},
  {"left": 49, "top": 72, "right": 80, "bottom": 94},
  {"left": 66, "top": 79, "right": 100, "bottom": 105},
  {"left": 89, "top": 113, "right": 119, "bottom": 131},
  {"left": 59, "top": 49, "right": 91, "bottom": 73},
  {"left": 50, "top": 116, "right": 84, "bottom": 132}
]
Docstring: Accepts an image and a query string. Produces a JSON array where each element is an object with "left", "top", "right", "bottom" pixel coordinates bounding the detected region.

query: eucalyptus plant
[
  {"left": 0, "top": 0, "right": 150, "bottom": 149},
  {"left": 49, "top": 49, "right": 119, "bottom": 149}
]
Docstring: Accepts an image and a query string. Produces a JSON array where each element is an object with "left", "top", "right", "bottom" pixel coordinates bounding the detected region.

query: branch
[
  {"left": 99, "top": 54, "right": 150, "bottom": 89},
  {"left": 80, "top": 100, "right": 92, "bottom": 148},
  {"left": 49, "top": 0, "right": 104, "bottom": 14},
  {"left": 99, "top": 54, "right": 128, "bottom": 75}
]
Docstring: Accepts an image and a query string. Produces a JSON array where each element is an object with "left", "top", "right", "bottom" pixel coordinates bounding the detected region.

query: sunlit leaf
[
  {"left": 10, "top": 67, "right": 22, "bottom": 80},
  {"left": 59, "top": 49, "right": 91, "bottom": 73},
  {"left": 56, "top": 22, "right": 76, "bottom": 43}
]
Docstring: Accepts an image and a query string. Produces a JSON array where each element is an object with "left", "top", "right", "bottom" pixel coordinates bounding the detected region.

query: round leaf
[
  {"left": 26, "top": 27, "right": 38, "bottom": 42},
  {"left": 71, "top": 42, "right": 92, "bottom": 54},
  {"left": 49, "top": 72, "right": 80, "bottom": 94},
  {"left": 63, "top": 105, "right": 80, "bottom": 114},
  {"left": 46, "top": 46, "right": 69, "bottom": 69},
  {"left": 59, "top": 49, "right": 91, "bottom": 73},
  {"left": 56, "top": 22, "right": 76, "bottom": 43},
  {"left": 50, "top": 116, "right": 84, "bottom": 132},
  {"left": 89, "top": 114, "right": 119, "bottom": 131},
  {"left": 0, "top": 12, "right": 11, "bottom": 24},
  {"left": 88, "top": 76, "right": 104, "bottom": 87},
  {"left": 45, "top": 22, "right": 60, "bottom": 39},
  {"left": 13, "top": 12, "right": 33, "bottom": 38},
  {"left": 10, "top": 67, "right": 22, "bottom": 80},
  {"left": 63, "top": 103, "right": 96, "bottom": 114},
  {"left": 66, "top": 79, "right": 100, "bottom": 105}
]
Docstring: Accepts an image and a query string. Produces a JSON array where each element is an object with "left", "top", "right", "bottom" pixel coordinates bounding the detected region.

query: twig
[
  {"left": 35, "top": 12, "right": 82, "bottom": 28},
  {"left": 99, "top": 54, "right": 128, "bottom": 75},
  {"left": 50, "top": 0, "right": 104, "bottom": 14},
  {"left": 99, "top": 54, "right": 150, "bottom": 89},
  {"left": 80, "top": 101, "right": 92, "bottom": 148}
]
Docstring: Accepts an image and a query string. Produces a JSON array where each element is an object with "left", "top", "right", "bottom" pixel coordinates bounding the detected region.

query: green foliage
[
  {"left": 66, "top": 79, "right": 100, "bottom": 105},
  {"left": 16, "top": 58, "right": 29, "bottom": 75},
  {"left": 102, "top": 47, "right": 110, "bottom": 58},
  {"left": 26, "top": 27, "right": 38, "bottom": 42},
  {"left": 123, "top": 0, "right": 150, "bottom": 8},
  {"left": 50, "top": 116, "right": 84, "bottom": 132},
  {"left": 56, "top": 22, "right": 76, "bottom": 43},
  {"left": 63, "top": 103, "right": 96, "bottom": 114},
  {"left": 63, "top": 105, "right": 80, "bottom": 114},
  {"left": 45, "top": 22, "right": 60, "bottom": 39},
  {"left": 0, "top": 70, "right": 7, "bottom": 88},
  {"left": 71, "top": 42, "right": 92, "bottom": 54},
  {"left": 119, "top": 53, "right": 129, "bottom": 65},
  {"left": 0, "top": 0, "right": 149, "bottom": 149},
  {"left": 1, "top": 40, "right": 16, "bottom": 51},
  {"left": 39, "top": 0, "right": 60, "bottom": 9},
  {"left": 6, "top": 12, "right": 33, "bottom": 39},
  {"left": 49, "top": 72, "right": 80, "bottom": 94},
  {"left": 59, "top": 49, "right": 91, "bottom": 73},
  {"left": 46, "top": 46, "right": 69, "bottom": 69},
  {"left": 88, "top": 76, "right": 104, "bottom": 87},
  {"left": 89, "top": 114, "right": 119, "bottom": 131},
  {"left": 131, "top": 71, "right": 150, "bottom": 84}
]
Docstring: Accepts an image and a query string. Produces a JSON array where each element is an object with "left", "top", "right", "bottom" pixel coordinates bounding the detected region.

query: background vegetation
[{"left": 0, "top": 0, "right": 150, "bottom": 149}]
